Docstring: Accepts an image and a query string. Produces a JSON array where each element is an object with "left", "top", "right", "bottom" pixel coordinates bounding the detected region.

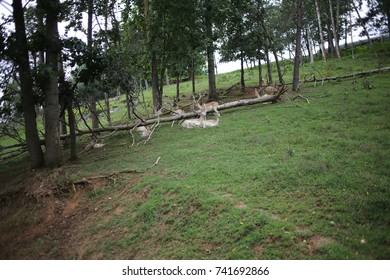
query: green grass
[
  {"left": 1, "top": 42, "right": 390, "bottom": 259},
  {"left": 52, "top": 72, "right": 390, "bottom": 259}
]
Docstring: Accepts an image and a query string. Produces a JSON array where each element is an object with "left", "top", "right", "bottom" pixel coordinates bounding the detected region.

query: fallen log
[
  {"left": 62, "top": 90, "right": 285, "bottom": 136},
  {"left": 289, "top": 66, "right": 390, "bottom": 86}
]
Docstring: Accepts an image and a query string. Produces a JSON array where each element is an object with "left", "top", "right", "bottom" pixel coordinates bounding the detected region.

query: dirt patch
[
  {"left": 235, "top": 201, "right": 247, "bottom": 209},
  {"left": 0, "top": 167, "right": 144, "bottom": 259},
  {"left": 305, "top": 235, "right": 335, "bottom": 255},
  {"left": 252, "top": 235, "right": 282, "bottom": 258}
]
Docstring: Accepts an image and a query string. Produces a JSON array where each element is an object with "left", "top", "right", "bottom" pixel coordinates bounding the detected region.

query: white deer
[
  {"left": 136, "top": 126, "right": 151, "bottom": 137},
  {"left": 170, "top": 107, "right": 185, "bottom": 127},
  {"left": 201, "top": 114, "right": 220, "bottom": 128},
  {"left": 193, "top": 94, "right": 220, "bottom": 118},
  {"left": 181, "top": 110, "right": 206, "bottom": 128},
  {"left": 181, "top": 105, "right": 221, "bottom": 128}
]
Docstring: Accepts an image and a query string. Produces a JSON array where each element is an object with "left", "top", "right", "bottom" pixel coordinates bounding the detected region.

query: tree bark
[
  {"left": 105, "top": 92, "right": 111, "bottom": 125},
  {"left": 205, "top": 4, "right": 217, "bottom": 101},
  {"left": 87, "top": 0, "right": 99, "bottom": 129},
  {"left": 306, "top": 27, "right": 314, "bottom": 64},
  {"left": 259, "top": 19, "right": 283, "bottom": 83},
  {"left": 258, "top": 58, "right": 263, "bottom": 86},
  {"left": 151, "top": 53, "right": 162, "bottom": 112},
  {"left": 191, "top": 57, "right": 196, "bottom": 95},
  {"left": 314, "top": 0, "right": 327, "bottom": 64},
  {"left": 265, "top": 48, "right": 272, "bottom": 84},
  {"left": 12, "top": 0, "right": 45, "bottom": 168},
  {"left": 143, "top": 0, "right": 161, "bottom": 112},
  {"left": 292, "top": 0, "right": 303, "bottom": 91},
  {"left": 349, "top": 10, "right": 355, "bottom": 59},
  {"left": 43, "top": 0, "right": 62, "bottom": 167},
  {"left": 176, "top": 76, "right": 180, "bottom": 101},
  {"left": 329, "top": 0, "right": 341, "bottom": 59},
  {"left": 272, "top": 50, "right": 283, "bottom": 84},
  {"left": 68, "top": 97, "right": 77, "bottom": 161},
  {"left": 240, "top": 50, "right": 245, "bottom": 92}
]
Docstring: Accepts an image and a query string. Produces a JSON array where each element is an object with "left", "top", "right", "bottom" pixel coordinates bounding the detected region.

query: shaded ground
[{"left": 0, "top": 165, "right": 148, "bottom": 259}]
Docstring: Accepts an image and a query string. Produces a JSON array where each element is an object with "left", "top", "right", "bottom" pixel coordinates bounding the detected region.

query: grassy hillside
[{"left": 0, "top": 42, "right": 389, "bottom": 259}]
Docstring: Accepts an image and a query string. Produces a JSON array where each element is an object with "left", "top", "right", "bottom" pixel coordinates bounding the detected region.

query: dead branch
[
  {"left": 96, "top": 128, "right": 118, "bottom": 140},
  {"left": 72, "top": 169, "right": 145, "bottom": 185},
  {"left": 293, "top": 94, "right": 310, "bottom": 103},
  {"left": 151, "top": 156, "right": 161, "bottom": 167},
  {"left": 287, "top": 67, "right": 390, "bottom": 86}
]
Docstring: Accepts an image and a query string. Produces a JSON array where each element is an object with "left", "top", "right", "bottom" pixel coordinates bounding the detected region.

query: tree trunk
[
  {"left": 60, "top": 112, "right": 67, "bottom": 135},
  {"left": 205, "top": 4, "right": 217, "bottom": 101},
  {"left": 105, "top": 92, "right": 111, "bottom": 125},
  {"left": 272, "top": 50, "right": 283, "bottom": 84},
  {"left": 258, "top": 58, "right": 263, "bottom": 86},
  {"left": 306, "top": 27, "right": 314, "bottom": 64},
  {"left": 292, "top": 0, "right": 303, "bottom": 92},
  {"left": 329, "top": 0, "right": 341, "bottom": 59},
  {"left": 86, "top": 0, "right": 98, "bottom": 129},
  {"left": 151, "top": 53, "right": 162, "bottom": 112},
  {"left": 240, "top": 51, "right": 245, "bottom": 92},
  {"left": 327, "top": 21, "right": 336, "bottom": 57},
  {"left": 143, "top": 0, "right": 161, "bottom": 112},
  {"left": 259, "top": 18, "right": 282, "bottom": 83},
  {"left": 165, "top": 69, "right": 170, "bottom": 85},
  {"left": 350, "top": 10, "right": 355, "bottom": 59},
  {"left": 314, "top": 0, "right": 327, "bottom": 64},
  {"left": 352, "top": 1, "right": 373, "bottom": 46},
  {"left": 176, "top": 76, "right": 180, "bottom": 101},
  {"left": 191, "top": 57, "right": 196, "bottom": 95},
  {"left": 43, "top": 0, "right": 62, "bottom": 167},
  {"left": 67, "top": 97, "right": 77, "bottom": 161},
  {"left": 265, "top": 48, "right": 272, "bottom": 84},
  {"left": 12, "top": 0, "right": 44, "bottom": 168},
  {"left": 125, "top": 90, "right": 131, "bottom": 119},
  {"left": 344, "top": 17, "right": 348, "bottom": 48}
]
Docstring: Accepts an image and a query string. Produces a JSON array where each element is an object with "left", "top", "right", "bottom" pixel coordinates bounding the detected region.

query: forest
[{"left": 0, "top": 0, "right": 389, "bottom": 260}]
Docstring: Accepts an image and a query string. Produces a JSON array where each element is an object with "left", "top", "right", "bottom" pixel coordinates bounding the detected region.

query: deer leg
[{"left": 214, "top": 107, "right": 221, "bottom": 117}]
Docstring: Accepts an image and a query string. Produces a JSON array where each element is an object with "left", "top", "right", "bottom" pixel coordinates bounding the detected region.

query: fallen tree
[
  {"left": 296, "top": 66, "right": 390, "bottom": 86},
  {"left": 65, "top": 87, "right": 286, "bottom": 136}
]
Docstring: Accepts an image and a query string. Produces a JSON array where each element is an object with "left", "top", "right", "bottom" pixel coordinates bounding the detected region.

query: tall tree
[
  {"left": 329, "top": 0, "right": 341, "bottom": 58},
  {"left": 11, "top": 0, "right": 44, "bottom": 168},
  {"left": 205, "top": 3, "right": 217, "bottom": 101},
  {"left": 292, "top": 0, "right": 303, "bottom": 91},
  {"left": 315, "top": 0, "right": 327, "bottom": 63},
  {"left": 87, "top": 0, "right": 99, "bottom": 128},
  {"left": 40, "top": 0, "right": 62, "bottom": 167},
  {"left": 352, "top": 0, "right": 374, "bottom": 46}
]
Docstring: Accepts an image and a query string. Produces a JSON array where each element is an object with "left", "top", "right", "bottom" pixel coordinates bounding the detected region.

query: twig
[
  {"left": 74, "top": 98, "right": 98, "bottom": 140},
  {"left": 293, "top": 94, "right": 310, "bottom": 103},
  {"left": 72, "top": 169, "right": 146, "bottom": 185},
  {"left": 129, "top": 123, "right": 140, "bottom": 147},
  {"left": 96, "top": 128, "right": 118, "bottom": 140},
  {"left": 142, "top": 110, "right": 161, "bottom": 145},
  {"left": 151, "top": 156, "right": 161, "bottom": 167}
]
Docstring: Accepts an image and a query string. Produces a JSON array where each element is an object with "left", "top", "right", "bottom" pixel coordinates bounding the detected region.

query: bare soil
[{"left": 0, "top": 166, "right": 142, "bottom": 259}]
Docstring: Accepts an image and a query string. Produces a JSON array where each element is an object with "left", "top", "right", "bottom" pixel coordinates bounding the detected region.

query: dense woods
[{"left": 0, "top": 0, "right": 389, "bottom": 168}]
